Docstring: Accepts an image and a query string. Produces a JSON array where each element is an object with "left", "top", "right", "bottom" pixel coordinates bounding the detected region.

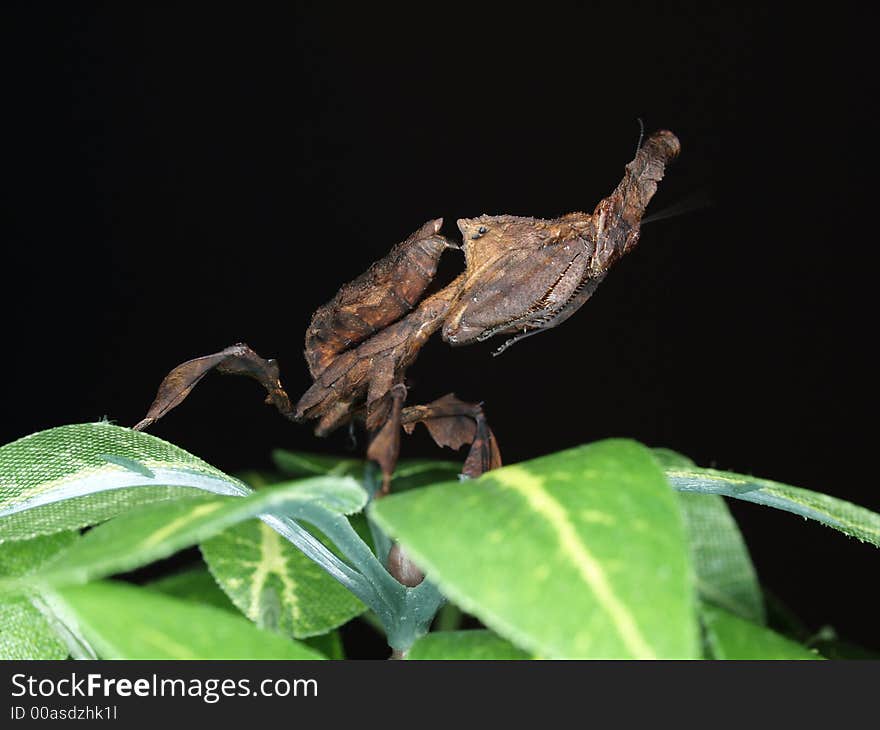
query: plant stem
[{"left": 285, "top": 504, "right": 445, "bottom": 652}]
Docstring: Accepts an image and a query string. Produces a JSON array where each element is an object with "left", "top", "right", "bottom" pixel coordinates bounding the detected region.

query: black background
[{"left": 4, "top": 4, "right": 876, "bottom": 652}]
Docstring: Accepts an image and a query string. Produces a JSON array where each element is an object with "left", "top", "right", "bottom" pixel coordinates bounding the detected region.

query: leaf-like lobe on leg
[
  {"left": 401, "top": 393, "right": 502, "bottom": 478},
  {"left": 462, "top": 414, "right": 502, "bottom": 479},
  {"left": 134, "top": 344, "right": 294, "bottom": 431},
  {"left": 366, "top": 384, "right": 406, "bottom": 495},
  {"left": 401, "top": 393, "right": 478, "bottom": 450}
]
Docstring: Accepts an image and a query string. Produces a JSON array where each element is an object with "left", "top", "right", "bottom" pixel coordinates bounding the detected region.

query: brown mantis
[{"left": 134, "top": 130, "right": 680, "bottom": 498}]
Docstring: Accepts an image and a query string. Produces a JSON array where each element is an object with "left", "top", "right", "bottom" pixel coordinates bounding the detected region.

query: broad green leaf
[
  {"left": 0, "top": 532, "right": 77, "bottom": 659},
  {"left": 666, "top": 467, "right": 880, "bottom": 547},
  {"left": 201, "top": 519, "right": 366, "bottom": 639},
  {"left": 0, "top": 477, "right": 367, "bottom": 596},
  {"left": 677, "top": 493, "right": 764, "bottom": 623},
  {"left": 146, "top": 566, "right": 238, "bottom": 613},
  {"left": 371, "top": 439, "right": 698, "bottom": 659},
  {"left": 701, "top": 604, "right": 820, "bottom": 660},
  {"left": 49, "top": 581, "right": 323, "bottom": 659},
  {"left": 407, "top": 630, "right": 531, "bottom": 660},
  {"left": 0, "top": 423, "right": 251, "bottom": 541},
  {"left": 145, "top": 565, "right": 350, "bottom": 658}
]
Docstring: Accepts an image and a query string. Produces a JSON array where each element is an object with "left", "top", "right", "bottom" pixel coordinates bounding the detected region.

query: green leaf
[
  {"left": 407, "top": 630, "right": 531, "bottom": 660},
  {"left": 0, "top": 477, "right": 367, "bottom": 596},
  {"left": 272, "top": 449, "right": 461, "bottom": 493},
  {"left": 146, "top": 566, "right": 238, "bottom": 613},
  {"left": 677, "top": 493, "right": 764, "bottom": 623},
  {"left": 701, "top": 604, "right": 820, "bottom": 660},
  {"left": 0, "top": 599, "right": 69, "bottom": 660},
  {"left": 0, "top": 423, "right": 252, "bottom": 541},
  {"left": 347, "top": 513, "right": 375, "bottom": 552},
  {"left": 370, "top": 439, "right": 698, "bottom": 659},
  {"left": 433, "top": 601, "right": 464, "bottom": 632},
  {"left": 666, "top": 467, "right": 880, "bottom": 547},
  {"left": 146, "top": 565, "right": 353, "bottom": 658},
  {"left": 390, "top": 460, "right": 463, "bottom": 492},
  {"left": 272, "top": 449, "right": 364, "bottom": 478},
  {"left": 201, "top": 519, "right": 366, "bottom": 639},
  {"left": 48, "top": 581, "right": 323, "bottom": 659},
  {"left": 0, "top": 532, "right": 78, "bottom": 659},
  {"left": 653, "top": 449, "right": 773, "bottom": 623},
  {"left": 0, "top": 531, "right": 79, "bottom": 576}
]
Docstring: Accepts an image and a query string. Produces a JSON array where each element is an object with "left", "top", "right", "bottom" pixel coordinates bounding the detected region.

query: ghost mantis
[{"left": 135, "top": 131, "right": 680, "bottom": 503}]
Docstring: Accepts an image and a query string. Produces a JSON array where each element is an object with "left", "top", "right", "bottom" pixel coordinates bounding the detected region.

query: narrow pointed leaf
[
  {"left": 272, "top": 449, "right": 461, "bottom": 493},
  {"left": 391, "top": 460, "right": 463, "bottom": 492},
  {"left": 49, "top": 581, "right": 323, "bottom": 659},
  {"left": 667, "top": 467, "right": 880, "bottom": 547},
  {"left": 272, "top": 450, "right": 364, "bottom": 478},
  {"left": 370, "top": 439, "right": 698, "bottom": 659}
]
